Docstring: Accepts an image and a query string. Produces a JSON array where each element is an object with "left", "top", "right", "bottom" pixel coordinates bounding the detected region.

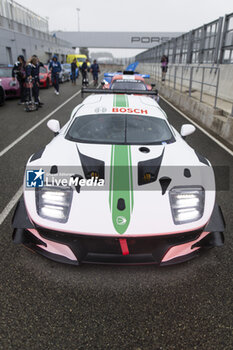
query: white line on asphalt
[
  {"left": 0, "top": 72, "right": 105, "bottom": 158},
  {"left": 161, "top": 96, "right": 233, "bottom": 157},
  {"left": 0, "top": 90, "right": 81, "bottom": 158},
  {"left": 0, "top": 185, "right": 23, "bottom": 226},
  {"left": 0, "top": 74, "right": 106, "bottom": 226}
]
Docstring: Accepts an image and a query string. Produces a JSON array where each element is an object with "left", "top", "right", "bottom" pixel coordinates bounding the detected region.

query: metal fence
[
  {"left": 153, "top": 65, "right": 220, "bottom": 108},
  {"left": 136, "top": 13, "right": 233, "bottom": 64},
  {"left": 220, "top": 13, "right": 233, "bottom": 63}
]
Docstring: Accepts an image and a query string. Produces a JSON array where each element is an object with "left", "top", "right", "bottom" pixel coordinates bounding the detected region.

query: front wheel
[
  {"left": 0, "top": 86, "right": 5, "bottom": 106},
  {"left": 46, "top": 79, "right": 49, "bottom": 89}
]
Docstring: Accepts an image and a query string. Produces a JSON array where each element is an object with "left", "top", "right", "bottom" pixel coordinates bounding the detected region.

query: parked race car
[
  {"left": 102, "top": 71, "right": 150, "bottom": 90},
  {"left": 102, "top": 72, "right": 159, "bottom": 102},
  {"left": 39, "top": 65, "right": 52, "bottom": 89},
  {"left": 101, "top": 62, "right": 140, "bottom": 86},
  {"left": 62, "top": 63, "right": 79, "bottom": 81},
  {"left": 59, "top": 64, "right": 71, "bottom": 83},
  {"left": 12, "top": 91, "right": 225, "bottom": 266},
  {"left": 0, "top": 66, "right": 20, "bottom": 99},
  {"left": 103, "top": 73, "right": 154, "bottom": 91}
]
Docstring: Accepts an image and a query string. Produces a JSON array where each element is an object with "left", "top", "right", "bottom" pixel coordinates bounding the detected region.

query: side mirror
[
  {"left": 180, "top": 124, "right": 196, "bottom": 138},
  {"left": 47, "top": 119, "right": 60, "bottom": 136}
]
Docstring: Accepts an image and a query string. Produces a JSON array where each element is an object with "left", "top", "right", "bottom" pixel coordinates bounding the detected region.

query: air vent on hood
[
  {"left": 138, "top": 149, "right": 164, "bottom": 186},
  {"left": 117, "top": 198, "right": 126, "bottom": 211},
  {"left": 77, "top": 147, "right": 105, "bottom": 181},
  {"left": 159, "top": 177, "right": 171, "bottom": 195}
]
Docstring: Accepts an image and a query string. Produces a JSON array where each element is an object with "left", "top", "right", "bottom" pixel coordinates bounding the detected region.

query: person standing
[
  {"left": 49, "top": 55, "right": 61, "bottom": 95},
  {"left": 71, "top": 58, "right": 77, "bottom": 85},
  {"left": 161, "top": 55, "right": 169, "bottom": 82},
  {"left": 81, "top": 58, "right": 89, "bottom": 87},
  {"left": 90, "top": 59, "right": 100, "bottom": 87},
  {"left": 12, "top": 55, "right": 26, "bottom": 105},
  {"left": 32, "top": 54, "right": 44, "bottom": 106},
  {"left": 25, "top": 56, "right": 40, "bottom": 106}
]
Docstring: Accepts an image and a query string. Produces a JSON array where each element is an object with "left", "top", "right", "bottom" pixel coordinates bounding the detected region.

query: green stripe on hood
[{"left": 109, "top": 95, "right": 133, "bottom": 235}]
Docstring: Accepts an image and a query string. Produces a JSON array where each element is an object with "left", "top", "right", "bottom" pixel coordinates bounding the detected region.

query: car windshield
[
  {"left": 66, "top": 114, "right": 174, "bottom": 145},
  {"left": 0, "top": 68, "right": 12, "bottom": 77},
  {"left": 40, "top": 67, "right": 47, "bottom": 74},
  {"left": 63, "top": 64, "right": 70, "bottom": 69},
  {"left": 77, "top": 58, "right": 86, "bottom": 62},
  {"left": 111, "top": 81, "right": 147, "bottom": 91}
]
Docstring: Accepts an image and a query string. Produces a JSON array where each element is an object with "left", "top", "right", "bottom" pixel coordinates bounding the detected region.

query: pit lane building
[{"left": 0, "top": 0, "right": 74, "bottom": 65}]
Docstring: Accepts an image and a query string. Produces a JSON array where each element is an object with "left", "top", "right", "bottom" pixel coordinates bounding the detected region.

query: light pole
[{"left": 76, "top": 8, "right": 80, "bottom": 31}]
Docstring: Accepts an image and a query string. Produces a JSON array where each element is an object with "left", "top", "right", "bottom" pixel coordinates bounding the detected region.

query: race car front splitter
[{"left": 12, "top": 197, "right": 225, "bottom": 266}]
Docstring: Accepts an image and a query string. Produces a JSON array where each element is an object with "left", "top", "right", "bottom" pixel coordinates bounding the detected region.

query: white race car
[{"left": 12, "top": 91, "right": 225, "bottom": 265}]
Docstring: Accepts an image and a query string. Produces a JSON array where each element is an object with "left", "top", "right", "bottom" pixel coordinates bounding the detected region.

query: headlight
[
  {"left": 169, "top": 187, "right": 204, "bottom": 225},
  {"left": 36, "top": 186, "right": 73, "bottom": 223}
]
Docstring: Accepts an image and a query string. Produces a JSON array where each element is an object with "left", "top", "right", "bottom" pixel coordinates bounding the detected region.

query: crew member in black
[
  {"left": 25, "top": 56, "right": 40, "bottom": 106},
  {"left": 12, "top": 55, "right": 26, "bottom": 105},
  {"left": 71, "top": 58, "right": 77, "bottom": 85},
  {"left": 32, "top": 55, "right": 44, "bottom": 105},
  {"left": 81, "top": 59, "right": 89, "bottom": 86},
  {"left": 90, "top": 59, "right": 100, "bottom": 87}
]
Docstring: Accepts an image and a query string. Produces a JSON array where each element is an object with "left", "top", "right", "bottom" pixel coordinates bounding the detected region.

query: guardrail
[
  {"left": 157, "top": 65, "right": 220, "bottom": 107},
  {"left": 152, "top": 64, "right": 233, "bottom": 116},
  {"left": 152, "top": 64, "right": 232, "bottom": 114}
]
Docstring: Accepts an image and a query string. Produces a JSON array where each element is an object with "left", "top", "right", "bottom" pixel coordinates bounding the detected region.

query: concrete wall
[
  {"left": 137, "top": 63, "right": 233, "bottom": 104},
  {"left": 137, "top": 63, "right": 233, "bottom": 150},
  {"left": 0, "top": 15, "right": 74, "bottom": 64}
]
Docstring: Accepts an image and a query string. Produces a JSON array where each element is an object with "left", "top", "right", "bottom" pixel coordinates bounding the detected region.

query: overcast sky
[{"left": 16, "top": 0, "right": 233, "bottom": 57}]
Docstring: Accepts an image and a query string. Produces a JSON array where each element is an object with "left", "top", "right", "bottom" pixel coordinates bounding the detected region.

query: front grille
[{"left": 37, "top": 226, "right": 202, "bottom": 263}]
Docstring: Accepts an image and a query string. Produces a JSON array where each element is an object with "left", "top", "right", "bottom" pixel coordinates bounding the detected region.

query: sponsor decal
[
  {"left": 131, "top": 36, "right": 170, "bottom": 44},
  {"left": 112, "top": 107, "right": 148, "bottom": 114},
  {"left": 116, "top": 216, "right": 127, "bottom": 226}
]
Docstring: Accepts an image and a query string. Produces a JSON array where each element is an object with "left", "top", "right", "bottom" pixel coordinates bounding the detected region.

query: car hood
[
  {"left": 0, "top": 77, "right": 19, "bottom": 89},
  {"left": 24, "top": 136, "right": 215, "bottom": 236}
]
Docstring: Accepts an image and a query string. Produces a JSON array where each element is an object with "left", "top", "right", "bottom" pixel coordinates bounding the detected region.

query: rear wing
[
  {"left": 104, "top": 71, "right": 150, "bottom": 79},
  {"left": 126, "top": 61, "right": 139, "bottom": 72},
  {"left": 81, "top": 88, "right": 158, "bottom": 98}
]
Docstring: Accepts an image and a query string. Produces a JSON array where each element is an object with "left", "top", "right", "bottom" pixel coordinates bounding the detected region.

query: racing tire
[
  {"left": 46, "top": 79, "right": 49, "bottom": 89},
  {"left": 0, "top": 86, "right": 5, "bottom": 106}
]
